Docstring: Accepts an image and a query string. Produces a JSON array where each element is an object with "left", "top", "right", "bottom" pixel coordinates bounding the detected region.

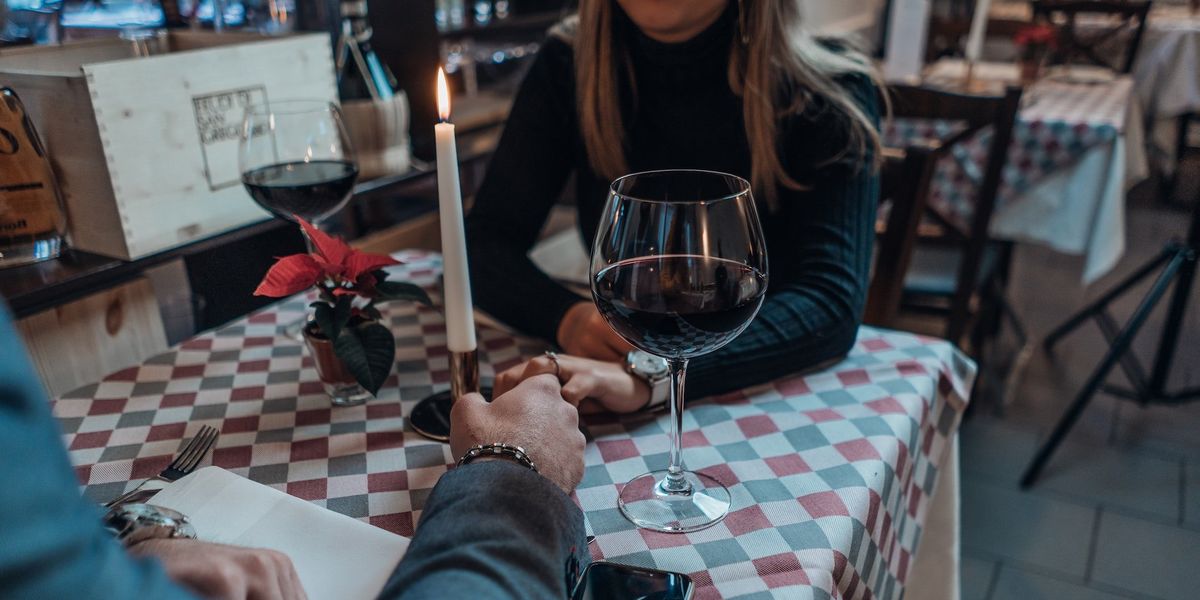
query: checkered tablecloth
[
  {"left": 55, "top": 251, "right": 975, "bottom": 600},
  {"left": 884, "top": 72, "right": 1134, "bottom": 233}
]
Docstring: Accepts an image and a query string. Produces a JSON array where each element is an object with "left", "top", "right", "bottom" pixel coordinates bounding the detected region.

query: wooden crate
[{"left": 0, "top": 32, "right": 337, "bottom": 260}]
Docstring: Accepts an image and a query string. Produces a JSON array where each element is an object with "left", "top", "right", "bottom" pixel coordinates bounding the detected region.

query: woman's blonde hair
[{"left": 559, "top": 0, "right": 882, "bottom": 209}]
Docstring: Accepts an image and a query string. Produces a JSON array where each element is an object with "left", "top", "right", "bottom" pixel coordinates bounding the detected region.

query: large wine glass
[
  {"left": 591, "top": 170, "right": 768, "bottom": 533},
  {"left": 239, "top": 100, "right": 358, "bottom": 231}
]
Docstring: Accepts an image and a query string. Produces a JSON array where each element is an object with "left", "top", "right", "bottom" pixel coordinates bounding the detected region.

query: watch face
[{"left": 631, "top": 352, "right": 669, "bottom": 377}]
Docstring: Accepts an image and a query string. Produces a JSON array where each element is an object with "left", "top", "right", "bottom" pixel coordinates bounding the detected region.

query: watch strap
[{"left": 644, "top": 375, "right": 671, "bottom": 410}]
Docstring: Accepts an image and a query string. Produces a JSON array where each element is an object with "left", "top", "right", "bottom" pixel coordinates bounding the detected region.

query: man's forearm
[
  {"left": 379, "top": 460, "right": 589, "bottom": 600},
  {"left": 0, "top": 305, "right": 197, "bottom": 600}
]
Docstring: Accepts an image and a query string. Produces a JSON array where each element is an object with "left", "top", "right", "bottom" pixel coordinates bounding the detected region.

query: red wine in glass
[
  {"left": 241, "top": 160, "right": 360, "bottom": 223},
  {"left": 593, "top": 255, "right": 766, "bottom": 358}
]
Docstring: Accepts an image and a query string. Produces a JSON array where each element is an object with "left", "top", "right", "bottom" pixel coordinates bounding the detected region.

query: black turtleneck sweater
[{"left": 465, "top": 7, "right": 880, "bottom": 398}]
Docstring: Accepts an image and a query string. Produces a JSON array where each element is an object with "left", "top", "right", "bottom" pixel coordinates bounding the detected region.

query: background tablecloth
[{"left": 888, "top": 63, "right": 1147, "bottom": 282}]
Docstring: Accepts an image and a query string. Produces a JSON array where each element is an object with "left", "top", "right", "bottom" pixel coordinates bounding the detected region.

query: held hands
[
  {"left": 494, "top": 354, "right": 651, "bottom": 414},
  {"left": 130, "top": 539, "right": 307, "bottom": 600},
  {"left": 556, "top": 303, "right": 634, "bottom": 362},
  {"left": 450, "top": 374, "right": 586, "bottom": 494}
]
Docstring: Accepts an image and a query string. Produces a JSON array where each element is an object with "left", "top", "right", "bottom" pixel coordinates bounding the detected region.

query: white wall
[{"left": 800, "top": 0, "right": 886, "bottom": 37}]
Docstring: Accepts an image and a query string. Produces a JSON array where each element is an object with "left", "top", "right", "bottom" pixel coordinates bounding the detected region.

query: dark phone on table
[{"left": 571, "top": 561, "right": 694, "bottom": 600}]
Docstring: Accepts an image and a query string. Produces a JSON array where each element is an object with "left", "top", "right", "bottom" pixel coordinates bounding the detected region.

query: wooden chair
[
  {"left": 1032, "top": 0, "right": 1153, "bottom": 74},
  {"left": 864, "top": 143, "right": 938, "bottom": 327},
  {"left": 882, "top": 84, "right": 1024, "bottom": 351},
  {"left": 925, "top": 16, "right": 1033, "bottom": 63}
]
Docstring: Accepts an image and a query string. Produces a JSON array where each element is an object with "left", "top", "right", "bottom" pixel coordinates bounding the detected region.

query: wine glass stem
[
  {"left": 662, "top": 357, "right": 691, "bottom": 494},
  {"left": 298, "top": 221, "right": 319, "bottom": 254}
]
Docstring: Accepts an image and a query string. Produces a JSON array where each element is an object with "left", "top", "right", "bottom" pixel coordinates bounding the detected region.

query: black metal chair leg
[{"left": 1021, "top": 250, "right": 1189, "bottom": 488}]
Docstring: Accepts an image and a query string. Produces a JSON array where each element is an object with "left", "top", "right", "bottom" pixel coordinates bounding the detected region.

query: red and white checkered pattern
[
  {"left": 884, "top": 76, "right": 1134, "bottom": 232},
  {"left": 54, "top": 251, "right": 975, "bottom": 600}
]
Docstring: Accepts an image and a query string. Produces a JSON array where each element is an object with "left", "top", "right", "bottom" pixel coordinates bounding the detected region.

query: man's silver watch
[
  {"left": 626, "top": 351, "right": 671, "bottom": 410},
  {"left": 103, "top": 503, "right": 197, "bottom": 547}
]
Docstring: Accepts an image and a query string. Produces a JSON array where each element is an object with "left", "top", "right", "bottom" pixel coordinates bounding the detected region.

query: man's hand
[
  {"left": 130, "top": 538, "right": 307, "bottom": 600},
  {"left": 494, "top": 354, "right": 651, "bottom": 413},
  {"left": 556, "top": 302, "right": 634, "bottom": 362},
  {"left": 450, "top": 374, "right": 586, "bottom": 494}
]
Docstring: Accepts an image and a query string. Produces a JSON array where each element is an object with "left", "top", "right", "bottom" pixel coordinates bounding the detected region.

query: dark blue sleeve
[
  {"left": 379, "top": 460, "right": 590, "bottom": 600},
  {"left": 0, "top": 303, "right": 197, "bottom": 599},
  {"left": 466, "top": 37, "right": 586, "bottom": 343},
  {"left": 685, "top": 74, "right": 882, "bottom": 397}
]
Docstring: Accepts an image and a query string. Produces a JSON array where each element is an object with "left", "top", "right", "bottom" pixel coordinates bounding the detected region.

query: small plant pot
[
  {"left": 1019, "top": 58, "right": 1043, "bottom": 87},
  {"left": 303, "top": 323, "right": 373, "bottom": 407}
]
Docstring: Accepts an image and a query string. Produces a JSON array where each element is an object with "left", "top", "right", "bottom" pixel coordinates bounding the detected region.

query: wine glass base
[{"left": 618, "top": 470, "right": 731, "bottom": 533}]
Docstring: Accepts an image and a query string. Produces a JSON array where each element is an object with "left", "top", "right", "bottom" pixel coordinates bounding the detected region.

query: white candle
[
  {"left": 965, "top": 0, "right": 993, "bottom": 63},
  {"left": 435, "top": 67, "right": 477, "bottom": 353},
  {"left": 883, "top": 0, "right": 932, "bottom": 82}
]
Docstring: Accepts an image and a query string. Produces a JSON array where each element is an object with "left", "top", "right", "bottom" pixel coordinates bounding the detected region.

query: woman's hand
[
  {"left": 494, "top": 354, "right": 651, "bottom": 414},
  {"left": 556, "top": 303, "right": 634, "bottom": 362}
]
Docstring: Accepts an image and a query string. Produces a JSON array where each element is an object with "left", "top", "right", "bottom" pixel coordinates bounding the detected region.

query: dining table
[
  {"left": 886, "top": 60, "right": 1149, "bottom": 284},
  {"left": 54, "top": 251, "right": 975, "bottom": 600},
  {"left": 991, "top": 1, "right": 1200, "bottom": 173}
]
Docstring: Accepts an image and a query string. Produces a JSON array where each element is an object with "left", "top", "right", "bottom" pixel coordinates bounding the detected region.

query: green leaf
[
  {"left": 310, "top": 298, "right": 353, "bottom": 341},
  {"left": 334, "top": 296, "right": 353, "bottom": 331},
  {"left": 333, "top": 322, "right": 395, "bottom": 395},
  {"left": 361, "top": 304, "right": 383, "bottom": 322},
  {"left": 374, "top": 281, "right": 433, "bottom": 306},
  {"left": 310, "top": 302, "right": 337, "bottom": 340}
]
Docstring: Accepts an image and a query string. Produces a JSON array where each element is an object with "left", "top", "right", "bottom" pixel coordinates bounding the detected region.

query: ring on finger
[{"left": 543, "top": 350, "right": 562, "bottom": 379}]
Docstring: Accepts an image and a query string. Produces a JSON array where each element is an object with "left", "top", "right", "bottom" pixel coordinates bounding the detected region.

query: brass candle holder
[{"left": 410, "top": 349, "right": 491, "bottom": 442}]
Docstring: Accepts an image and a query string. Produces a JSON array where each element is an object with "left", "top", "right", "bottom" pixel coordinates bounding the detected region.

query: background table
[
  {"left": 888, "top": 62, "right": 1148, "bottom": 283},
  {"left": 55, "top": 252, "right": 974, "bottom": 600},
  {"left": 992, "top": 1, "right": 1200, "bottom": 174}
]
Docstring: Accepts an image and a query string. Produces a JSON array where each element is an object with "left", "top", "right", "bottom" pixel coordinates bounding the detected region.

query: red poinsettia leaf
[
  {"left": 297, "top": 216, "right": 352, "bottom": 268},
  {"left": 344, "top": 250, "right": 401, "bottom": 281},
  {"left": 331, "top": 286, "right": 359, "bottom": 297},
  {"left": 314, "top": 255, "right": 346, "bottom": 279},
  {"left": 254, "top": 254, "right": 323, "bottom": 297}
]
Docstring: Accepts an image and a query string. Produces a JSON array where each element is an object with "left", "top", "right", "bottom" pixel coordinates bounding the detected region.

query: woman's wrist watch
[
  {"left": 103, "top": 503, "right": 197, "bottom": 547},
  {"left": 627, "top": 351, "right": 671, "bottom": 410}
]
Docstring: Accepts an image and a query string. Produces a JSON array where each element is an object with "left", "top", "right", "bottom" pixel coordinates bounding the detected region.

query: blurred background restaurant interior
[{"left": 1, "top": 0, "right": 1198, "bottom": 598}]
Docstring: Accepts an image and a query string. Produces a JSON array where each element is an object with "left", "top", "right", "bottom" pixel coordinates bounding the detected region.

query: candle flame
[{"left": 437, "top": 67, "right": 451, "bottom": 122}]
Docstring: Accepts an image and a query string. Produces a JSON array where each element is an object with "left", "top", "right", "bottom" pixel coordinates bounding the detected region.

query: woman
[{"left": 468, "top": 0, "right": 881, "bottom": 412}]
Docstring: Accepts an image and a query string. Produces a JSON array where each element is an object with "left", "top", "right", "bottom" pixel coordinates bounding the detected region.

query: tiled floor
[{"left": 953, "top": 175, "right": 1200, "bottom": 599}]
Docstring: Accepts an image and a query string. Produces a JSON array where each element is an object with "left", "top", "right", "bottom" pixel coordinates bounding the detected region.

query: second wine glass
[
  {"left": 240, "top": 99, "right": 359, "bottom": 341},
  {"left": 590, "top": 169, "right": 768, "bottom": 533},
  {"left": 240, "top": 99, "right": 359, "bottom": 230}
]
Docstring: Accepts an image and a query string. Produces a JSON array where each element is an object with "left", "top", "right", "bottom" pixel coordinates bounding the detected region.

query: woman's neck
[{"left": 631, "top": 1, "right": 729, "bottom": 44}]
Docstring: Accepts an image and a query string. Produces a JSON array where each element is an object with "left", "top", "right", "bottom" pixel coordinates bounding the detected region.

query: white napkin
[{"left": 151, "top": 467, "right": 410, "bottom": 600}]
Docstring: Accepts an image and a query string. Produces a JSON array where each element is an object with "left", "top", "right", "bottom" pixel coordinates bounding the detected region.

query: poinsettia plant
[
  {"left": 1014, "top": 23, "right": 1058, "bottom": 61},
  {"left": 254, "top": 217, "right": 431, "bottom": 395}
]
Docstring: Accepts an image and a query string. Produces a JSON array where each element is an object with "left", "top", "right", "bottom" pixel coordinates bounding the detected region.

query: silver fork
[{"left": 103, "top": 425, "right": 220, "bottom": 508}]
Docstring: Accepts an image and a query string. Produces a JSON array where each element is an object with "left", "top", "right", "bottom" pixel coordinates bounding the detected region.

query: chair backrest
[
  {"left": 865, "top": 143, "right": 939, "bottom": 326},
  {"left": 879, "top": 84, "right": 1023, "bottom": 341},
  {"left": 925, "top": 16, "right": 1032, "bottom": 62},
  {"left": 1032, "top": 0, "right": 1153, "bottom": 73}
]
